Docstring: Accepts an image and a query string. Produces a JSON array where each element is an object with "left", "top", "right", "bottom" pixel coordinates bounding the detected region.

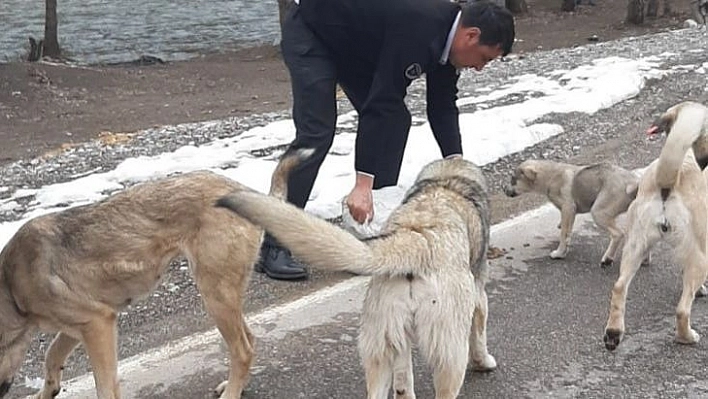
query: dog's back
[
  {"left": 572, "top": 162, "right": 638, "bottom": 213},
  {"left": 20, "top": 172, "right": 259, "bottom": 306}
]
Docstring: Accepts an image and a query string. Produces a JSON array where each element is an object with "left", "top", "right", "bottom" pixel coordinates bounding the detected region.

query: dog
[
  {"left": 217, "top": 157, "right": 497, "bottom": 399},
  {"left": 603, "top": 101, "right": 708, "bottom": 351},
  {"left": 0, "top": 148, "right": 311, "bottom": 399},
  {"left": 504, "top": 160, "right": 639, "bottom": 266}
]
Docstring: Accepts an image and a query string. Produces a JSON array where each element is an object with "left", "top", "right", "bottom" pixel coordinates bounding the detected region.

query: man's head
[{"left": 449, "top": 1, "right": 515, "bottom": 71}]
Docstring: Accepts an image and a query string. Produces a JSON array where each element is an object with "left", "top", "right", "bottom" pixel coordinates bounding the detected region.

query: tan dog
[
  {"left": 0, "top": 148, "right": 311, "bottom": 399},
  {"left": 604, "top": 101, "right": 708, "bottom": 351},
  {"left": 504, "top": 160, "right": 639, "bottom": 266},
  {"left": 217, "top": 158, "right": 497, "bottom": 399}
]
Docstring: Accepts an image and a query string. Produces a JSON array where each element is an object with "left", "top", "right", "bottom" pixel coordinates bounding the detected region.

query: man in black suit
[{"left": 258, "top": 0, "right": 515, "bottom": 280}]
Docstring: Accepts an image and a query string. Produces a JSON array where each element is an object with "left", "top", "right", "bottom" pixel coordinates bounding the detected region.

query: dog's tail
[
  {"left": 654, "top": 102, "right": 708, "bottom": 189},
  {"left": 267, "top": 147, "right": 314, "bottom": 200},
  {"left": 216, "top": 190, "right": 429, "bottom": 276}
]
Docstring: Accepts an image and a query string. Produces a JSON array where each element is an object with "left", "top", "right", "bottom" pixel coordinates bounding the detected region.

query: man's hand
[{"left": 346, "top": 172, "right": 375, "bottom": 224}]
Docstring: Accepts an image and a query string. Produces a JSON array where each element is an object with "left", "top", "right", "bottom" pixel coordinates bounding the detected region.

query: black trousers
[
  {"left": 264, "top": 5, "right": 412, "bottom": 249},
  {"left": 278, "top": 4, "right": 411, "bottom": 210}
]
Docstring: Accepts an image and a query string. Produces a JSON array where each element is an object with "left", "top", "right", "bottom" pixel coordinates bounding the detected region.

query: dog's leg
[
  {"left": 392, "top": 345, "right": 415, "bottom": 399},
  {"left": 674, "top": 250, "right": 708, "bottom": 344},
  {"left": 426, "top": 322, "right": 468, "bottom": 399},
  {"left": 431, "top": 357, "right": 467, "bottom": 399},
  {"left": 469, "top": 284, "right": 496, "bottom": 371},
  {"left": 418, "top": 299, "right": 469, "bottom": 399},
  {"left": 34, "top": 333, "right": 80, "bottom": 399},
  {"left": 359, "top": 282, "right": 411, "bottom": 399},
  {"left": 592, "top": 211, "right": 625, "bottom": 268},
  {"left": 192, "top": 252, "right": 254, "bottom": 399},
  {"left": 362, "top": 351, "right": 393, "bottom": 399},
  {"left": 550, "top": 205, "right": 576, "bottom": 259},
  {"left": 360, "top": 318, "right": 394, "bottom": 399},
  {"left": 81, "top": 314, "right": 120, "bottom": 399},
  {"left": 210, "top": 312, "right": 254, "bottom": 399},
  {"left": 603, "top": 232, "right": 649, "bottom": 351}
]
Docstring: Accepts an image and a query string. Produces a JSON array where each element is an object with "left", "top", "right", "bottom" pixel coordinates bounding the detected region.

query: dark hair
[{"left": 460, "top": 1, "right": 515, "bottom": 56}]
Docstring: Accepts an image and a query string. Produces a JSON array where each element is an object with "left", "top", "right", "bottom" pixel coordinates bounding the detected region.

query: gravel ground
[
  {"left": 2, "top": 27, "right": 708, "bottom": 397},
  {"left": 2, "top": 28, "right": 706, "bottom": 213}
]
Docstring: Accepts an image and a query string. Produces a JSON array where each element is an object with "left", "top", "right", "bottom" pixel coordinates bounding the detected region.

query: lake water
[{"left": 0, "top": 0, "right": 281, "bottom": 64}]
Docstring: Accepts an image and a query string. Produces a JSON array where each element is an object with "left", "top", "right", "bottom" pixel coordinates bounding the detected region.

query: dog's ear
[{"left": 520, "top": 164, "right": 537, "bottom": 181}]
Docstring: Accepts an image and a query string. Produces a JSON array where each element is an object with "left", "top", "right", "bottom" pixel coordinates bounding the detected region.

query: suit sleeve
[
  {"left": 426, "top": 63, "right": 462, "bottom": 157},
  {"left": 354, "top": 30, "right": 425, "bottom": 177}
]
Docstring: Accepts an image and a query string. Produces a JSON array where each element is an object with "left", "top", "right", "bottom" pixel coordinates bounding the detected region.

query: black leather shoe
[{"left": 256, "top": 244, "right": 309, "bottom": 280}]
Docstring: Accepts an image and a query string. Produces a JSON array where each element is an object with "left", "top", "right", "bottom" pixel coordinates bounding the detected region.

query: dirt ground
[{"left": 0, "top": 0, "right": 698, "bottom": 166}]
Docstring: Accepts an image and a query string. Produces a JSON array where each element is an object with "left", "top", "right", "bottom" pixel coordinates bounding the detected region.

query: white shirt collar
[{"left": 440, "top": 11, "right": 461, "bottom": 65}]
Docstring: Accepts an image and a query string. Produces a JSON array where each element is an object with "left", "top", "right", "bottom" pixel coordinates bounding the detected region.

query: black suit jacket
[{"left": 298, "top": 0, "right": 463, "bottom": 176}]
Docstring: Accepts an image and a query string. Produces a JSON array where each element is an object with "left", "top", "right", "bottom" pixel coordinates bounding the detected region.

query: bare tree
[
  {"left": 561, "top": 0, "right": 576, "bottom": 12},
  {"left": 647, "top": 0, "right": 673, "bottom": 17},
  {"left": 626, "top": 0, "right": 646, "bottom": 24},
  {"left": 663, "top": 0, "right": 672, "bottom": 16},
  {"left": 646, "top": 0, "right": 659, "bottom": 17},
  {"left": 43, "top": 0, "right": 61, "bottom": 58},
  {"left": 506, "top": 0, "right": 528, "bottom": 14}
]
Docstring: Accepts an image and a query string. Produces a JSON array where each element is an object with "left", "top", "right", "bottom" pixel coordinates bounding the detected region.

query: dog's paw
[
  {"left": 33, "top": 387, "right": 61, "bottom": 399},
  {"left": 676, "top": 328, "right": 700, "bottom": 345},
  {"left": 641, "top": 253, "right": 652, "bottom": 266},
  {"left": 472, "top": 354, "right": 497, "bottom": 372},
  {"left": 550, "top": 249, "right": 567, "bottom": 259},
  {"left": 214, "top": 381, "right": 227, "bottom": 397},
  {"left": 695, "top": 285, "right": 708, "bottom": 298},
  {"left": 599, "top": 258, "right": 613, "bottom": 268},
  {"left": 603, "top": 328, "right": 623, "bottom": 351}
]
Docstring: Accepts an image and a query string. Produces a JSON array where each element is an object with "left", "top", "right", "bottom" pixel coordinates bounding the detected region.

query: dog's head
[
  {"left": 415, "top": 156, "right": 487, "bottom": 190},
  {"left": 504, "top": 160, "right": 539, "bottom": 197},
  {"left": 646, "top": 109, "right": 676, "bottom": 138},
  {"left": 645, "top": 101, "right": 705, "bottom": 138}
]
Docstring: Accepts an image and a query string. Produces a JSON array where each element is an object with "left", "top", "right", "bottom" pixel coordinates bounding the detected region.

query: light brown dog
[
  {"left": 604, "top": 101, "right": 708, "bottom": 351},
  {"left": 217, "top": 157, "right": 497, "bottom": 399},
  {"left": 0, "top": 148, "right": 311, "bottom": 399},
  {"left": 504, "top": 160, "right": 639, "bottom": 266}
]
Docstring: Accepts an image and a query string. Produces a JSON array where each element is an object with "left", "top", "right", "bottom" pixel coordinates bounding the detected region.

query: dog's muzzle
[{"left": 0, "top": 379, "right": 13, "bottom": 397}]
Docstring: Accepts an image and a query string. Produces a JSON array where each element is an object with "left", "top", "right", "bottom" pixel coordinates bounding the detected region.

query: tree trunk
[
  {"left": 277, "top": 0, "right": 291, "bottom": 32},
  {"left": 663, "top": 0, "right": 672, "bottom": 15},
  {"left": 698, "top": 0, "right": 708, "bottom": 24},
  {"left": 626, "top": 0, "right": 645, "bottom": 24},
  {"left": 506, "top": 0, "right": 528, "bottom": 14},
  {"left": 27, "top": 37, "right": 43, "bottom": 62},
  {"left": 43, "top": 0, "right": 61, "bottom": 58},
  {"left": 646, "top": 0, "right": 658, "bottom": 17},
  {"left": 561, "top": 0, "right": 576, "bottom": 12}
]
